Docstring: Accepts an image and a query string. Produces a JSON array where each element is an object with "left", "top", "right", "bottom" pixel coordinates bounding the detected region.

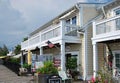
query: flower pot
[{"left": 38, "top": 74, "right": 52, "bottom": 83}]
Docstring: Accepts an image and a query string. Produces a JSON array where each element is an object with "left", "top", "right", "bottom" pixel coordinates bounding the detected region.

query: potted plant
[
  {"left": 22, "top": 63, "right": 31, "bottom": 74},
  {"left": 36, "top": 61, "right": 58, "bottom": 83}
]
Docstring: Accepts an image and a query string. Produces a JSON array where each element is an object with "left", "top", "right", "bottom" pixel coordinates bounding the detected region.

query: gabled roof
[
  {"left": 29, "top": 2, "right": 104, "bottom": 36},
  {"left": 103, "top": 0, "right": 120, "bottom": 10},
  {"left": 29, "top": 5, "right": 77, "bottom": 36}
]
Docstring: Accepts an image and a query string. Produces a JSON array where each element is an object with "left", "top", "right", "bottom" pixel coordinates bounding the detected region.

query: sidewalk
[{"left": 0, "top": 63, "right": 33, "bottom": 83}]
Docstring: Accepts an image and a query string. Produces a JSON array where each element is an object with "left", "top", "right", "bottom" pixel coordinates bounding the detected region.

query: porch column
[
  {"left": 40, "top": 47, "right": 43, "bottom": 55},
  {"left": 60, "top": 41, "right": 66, "bottom": 71},
  {"left": 21, "top": 51, "right": 24, "bottom": 67},
  {"left": 93, "top": 42, "right": 98, "bottom": 78}
]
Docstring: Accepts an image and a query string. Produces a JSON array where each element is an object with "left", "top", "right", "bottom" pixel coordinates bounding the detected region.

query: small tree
[
  {"left": 14, "top": 44, "right": 21, "bottom": 55},
  {"left": 23, "top": 37, "right": 28, "bottom": 42},
  {"left": 0, "top": 44, "right": 9, "bottom": 56}
]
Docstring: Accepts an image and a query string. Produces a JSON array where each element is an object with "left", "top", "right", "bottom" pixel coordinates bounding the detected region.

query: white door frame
[
  {"left": 112, "top": 50, "right": 120, "bottom": 77},
  {"left": 65, "top": 51, "right": 80, "bottom": 71}
]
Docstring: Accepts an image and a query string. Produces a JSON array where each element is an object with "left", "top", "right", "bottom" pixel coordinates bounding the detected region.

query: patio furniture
[{"left": 58, "top": 70, "right": 72, "bottom": 83}]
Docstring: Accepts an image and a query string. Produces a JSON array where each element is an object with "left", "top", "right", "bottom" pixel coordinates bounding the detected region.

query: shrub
[
  {"left": 9, "top": 58, "right": 20, "bottom": 64},
  {"left": 23, "top": 63, "right": 31, "bottom": 68},
  {"left": 36, "top": 61, "right": 58, "bottom": 74},
  {"left": 90, "top": 66, "right": 113, "bottom": 83}
]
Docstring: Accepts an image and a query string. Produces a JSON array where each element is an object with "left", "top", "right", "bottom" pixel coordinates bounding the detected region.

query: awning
[
  {"left": 13, "top": 54, "right": 21, "bottom": 58},
  {"left": 12, "top": 52, "right": 27, "bottom": 58},
  {"left": 0, "top": 56, "right": 7, "bottom": 59}
]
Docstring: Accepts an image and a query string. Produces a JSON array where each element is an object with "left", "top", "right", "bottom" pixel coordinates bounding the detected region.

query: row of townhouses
[{"left": 21, "top": 0, "right": 120, "bottom": 80}]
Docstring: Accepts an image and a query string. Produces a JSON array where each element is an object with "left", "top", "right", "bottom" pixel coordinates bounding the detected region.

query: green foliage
[
  {"left": 9, "top": 58, "right": 20, "bottom": 64},
  {"left": 36, "top": 61, "right": 58, "bottom": 74},
  {"left": 23, "top": 63, "right": 31, "bottom": 68},
  {"left": 14, "top": 44, "right": 21, "bottom": 55},
  {"left": 66, "top": 57, "right": 77, "bottom": 70},
  {"left": 23, "top": 37, "right": 28, "bottom": 42},
  {"left": 0, "top": 44, "right": 9, "bottom": 56},
  {"left": 90, "top": 66, "right": 113, "bottom": 83}
]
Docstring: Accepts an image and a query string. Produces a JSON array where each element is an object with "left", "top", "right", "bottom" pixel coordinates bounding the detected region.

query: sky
[{"left": 0, "top": 0, "right": 111, "bottom": 50}]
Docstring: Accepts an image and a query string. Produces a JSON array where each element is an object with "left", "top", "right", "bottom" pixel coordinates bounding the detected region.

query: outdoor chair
[{"left": 58, "top": 70, "right": 72, "bottom": 83}]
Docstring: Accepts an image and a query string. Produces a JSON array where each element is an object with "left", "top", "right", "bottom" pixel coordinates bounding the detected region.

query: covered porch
[{"left": 92, "top": 39, "right": 120, "bottom": 79}]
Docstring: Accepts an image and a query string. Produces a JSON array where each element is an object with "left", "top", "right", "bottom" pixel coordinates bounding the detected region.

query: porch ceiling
[{"left": 99, "top": 39, "right": 120, "bottom": 44}]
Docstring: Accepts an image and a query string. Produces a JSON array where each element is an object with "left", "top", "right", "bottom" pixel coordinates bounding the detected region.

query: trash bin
[{"left": 48, "top": 74, "right": 62, "bottom": 83}]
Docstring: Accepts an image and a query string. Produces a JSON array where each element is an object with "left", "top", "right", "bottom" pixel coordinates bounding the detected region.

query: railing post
[
  {"left": 40, "top": 47, "right": 43, "bottom": 55},
  {"left": 60, "top": 41, "right": 66, "bottom": 71},
  {"left": 60, "top": 20, "right": 65, "bottom": 38}
]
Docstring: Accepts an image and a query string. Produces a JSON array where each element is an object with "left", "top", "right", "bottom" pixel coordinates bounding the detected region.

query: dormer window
[
  {"left": 65, "top": 16, "right": 77, "bottom": 25},
  {"left": 72, "top": 16, "right": 76, "bottom": 25},
  {"left": 66, "top": 19, "right": 70, "bottom": 24}
]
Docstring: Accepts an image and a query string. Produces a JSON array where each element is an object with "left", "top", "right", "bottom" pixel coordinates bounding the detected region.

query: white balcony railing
[
  {"left": 41, "top": 26, "right": 60, "bottom": 41},
  {"left": 29, "top": 35, "right": 40, "bottom": 46},
  {"left": 65, "top": 24, "right": 79, "bottom": 36},
  {"left": 95, "top": 15, "right": 120, "bottom": 36},
  {"left": 21, "top": 22, "right": 79, "bottom": 50},
  {"left": 21, "top": 40, "right": 29, "bottom": 49}
]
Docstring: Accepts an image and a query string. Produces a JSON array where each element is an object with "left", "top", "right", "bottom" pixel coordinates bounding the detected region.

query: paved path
[
  {"left": 0, "top": 60, "right": 33, "bottom": 83},
  {"left": 0, "top": 59, "right": 84, "bottom": 83}
]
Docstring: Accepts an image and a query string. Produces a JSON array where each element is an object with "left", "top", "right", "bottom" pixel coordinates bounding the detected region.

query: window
[
  {"left": 72, "top": 16, "right": 76, "bottom": 25},
  {"left": 65, "top": 16, "right": 77, "bottom": 25},
  {"left": 66, "top": 19, "right": 70, "bottom": 24},
  {"left": 115, "top": 8, "right": 120, "bottom": 30},
  {"left": 115, "top": 53, "right": 120, "bottom": 69},
  {"left": 115, "top": 9, "right": 120, "bottom": 15}
]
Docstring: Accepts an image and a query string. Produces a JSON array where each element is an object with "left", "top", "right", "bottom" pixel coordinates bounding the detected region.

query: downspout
[
  {"left": 76, "top": 4, "right": 87, "bottom": 80},
  {"left": 102, "top": 6, "right": 107, "bottom": 18}
]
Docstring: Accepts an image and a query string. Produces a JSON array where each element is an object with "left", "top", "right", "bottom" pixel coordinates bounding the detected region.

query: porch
[
  {"left": 92, "top": 13, "right": 120, "bottom": 77},
  {"left": 92, "top": 38, "right": 120, "bottom": 81}
]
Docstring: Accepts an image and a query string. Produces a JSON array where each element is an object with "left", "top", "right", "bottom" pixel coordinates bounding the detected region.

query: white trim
[
  {"left": 93, "top": 43, "right": 98, "bottom": 78},
  {"left": 60, "top": 41, "right": 66, "bottom": 71},
  {"left": 65, "top": 51, "right": 80, "bottom": 71},
  {"left": 112, "top": 50, "right": 120, "bottom": 77},
  {"left": 112, "top": 50, "right": 120, "bottom": 68},
  {"left": 83, "top": 30, "right": 88, "bottom": 80},
  {"left": 77, "top": 5, "right": 83, "bottom": 27},
  {"left": 40, "top": 47, "right": 43, "bottom": 55},
  {"left": 92, "top": 30, "right": 120, "bottom": 43}
]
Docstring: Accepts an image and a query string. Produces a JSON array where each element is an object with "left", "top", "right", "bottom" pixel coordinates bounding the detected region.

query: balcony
[
  {"left": 65, "top": 24, "right": 79, "bottom": 36},
  {"left": 21, "top": 22, "right": 80, "bottom": 50},
  {"left": 92, "top": 15, "right": 120, "bottom": 43}
]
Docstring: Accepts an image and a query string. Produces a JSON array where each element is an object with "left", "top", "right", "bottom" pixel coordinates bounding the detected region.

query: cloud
[
  {"left": 10, "top": 0, "right": 81, "bottom": 30},
  {"left": 0, "top": 0, "right": 111, "bottom": 49},
  {"left": 0, "top": 0, "right": 28, "bottom": 48}
]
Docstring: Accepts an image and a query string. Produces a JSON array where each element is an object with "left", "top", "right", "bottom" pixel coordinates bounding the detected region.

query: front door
[{"left": 65, "top": 52, "right": 79, "bottom": 71}]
